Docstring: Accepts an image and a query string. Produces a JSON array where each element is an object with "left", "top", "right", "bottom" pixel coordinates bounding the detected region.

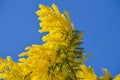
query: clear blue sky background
[{"left": 0, "top": 0, "right": 120, "bottom": 77}]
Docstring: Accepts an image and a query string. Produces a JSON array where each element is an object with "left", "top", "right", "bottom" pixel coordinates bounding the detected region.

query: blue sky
[{"left": 0, "top": 0, "right": 120, "bottom": 77}]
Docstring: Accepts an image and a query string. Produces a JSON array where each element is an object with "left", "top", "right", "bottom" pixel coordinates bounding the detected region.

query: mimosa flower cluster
[{"left": 0, "top": 4, "right": 119, "bottom": 80}]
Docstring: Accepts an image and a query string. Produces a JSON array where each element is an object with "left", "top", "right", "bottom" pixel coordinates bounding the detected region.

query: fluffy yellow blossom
[
  {"left": 99, "top": 69, "right": 112, "bottom": 80},
  {"left": 0, "top": 3, "right": 119, "bottom": 80},
  {"left": 113, "top": 74, "right": 120, "bottom": 80},
  {"left": 0, "top": 56, "right": 32, "bottom": 80},
  {"left": 35, "top": 4, "right": 84, "bottom": 79},
  {"left": 76, "top": 64, "right": 97, "bottom": 80}
]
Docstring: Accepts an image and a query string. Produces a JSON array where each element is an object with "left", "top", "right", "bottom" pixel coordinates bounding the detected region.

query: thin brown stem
[{"left": 66, "top": 59, "right": 77, "bottom": 80}]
